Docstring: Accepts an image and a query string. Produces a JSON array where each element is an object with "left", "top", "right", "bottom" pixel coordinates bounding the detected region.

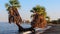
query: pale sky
[{"left": 0, "top": 0, "right": 60, "bottom": 22}]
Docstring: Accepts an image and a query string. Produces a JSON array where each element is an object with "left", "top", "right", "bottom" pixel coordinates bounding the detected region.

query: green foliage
[
  {"left": 30, "top": 5, "right": 47, "bottom": 17},
  {"left": 5, "top": 0, "right": 20, "bottom": 10},
  {"left": 5, "top": 3, "right": 10, "bottom": 11},
  {"left": 9, "top": 0, "right": 20, "bottom": 8}
]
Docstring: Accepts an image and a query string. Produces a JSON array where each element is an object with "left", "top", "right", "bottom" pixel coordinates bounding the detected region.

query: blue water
[
  {"left": 0, "top": 22, "right": 31, "bottom": 34},
  {"left": 0, "top": 22, "right": 52, "bottom": 34}
]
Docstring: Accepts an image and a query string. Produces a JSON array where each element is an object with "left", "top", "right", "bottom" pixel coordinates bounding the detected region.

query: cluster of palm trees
[{"left": 5, "top": 0, "right": 50, "bottom": 29}]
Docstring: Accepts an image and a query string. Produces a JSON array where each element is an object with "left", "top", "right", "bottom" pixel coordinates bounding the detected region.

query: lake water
[{"left": 0, "top": 22, "right": 32, "bottom": 34}]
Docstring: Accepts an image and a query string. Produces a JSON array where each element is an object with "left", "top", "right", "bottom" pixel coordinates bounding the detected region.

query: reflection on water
[{"left": 0, "top": 22, "right": 31, "bottom": 34}]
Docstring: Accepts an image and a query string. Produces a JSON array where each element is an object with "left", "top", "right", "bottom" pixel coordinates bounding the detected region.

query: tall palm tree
[
  {"left": 5, "top": 0, "right": 21, "bottom": 22},
  {"left": 30, "top": 5, "right": 47, "bottom": 28},
  {"left": 5, "top": 0, "right": 23, "bottom": 31}
]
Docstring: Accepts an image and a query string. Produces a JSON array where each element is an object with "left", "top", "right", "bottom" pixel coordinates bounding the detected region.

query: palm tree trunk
[
  {"left": 16, "top": 23, "right": 23, "bottom": 32},
  {"left": 8, "top": 6, "right": 23, "bottom": 31}
]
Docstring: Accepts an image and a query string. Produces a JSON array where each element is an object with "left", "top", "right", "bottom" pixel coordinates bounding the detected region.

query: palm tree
[
  {"left": 30, "top": 5, "right": 47, "bottom": 28},
  {"left": 31, "top": 5, "right": 47, "bottom": 19},
  {"left": 5, "top": 0, "right": 23, "bottom": 31},
  {"left": 5, "top": 0, "right": 21, "bottom": 23}
]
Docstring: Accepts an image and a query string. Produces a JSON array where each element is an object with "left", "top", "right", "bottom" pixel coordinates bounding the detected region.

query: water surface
[{"left": 0, "top": 22, "right": 31, "bottom": 34}]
